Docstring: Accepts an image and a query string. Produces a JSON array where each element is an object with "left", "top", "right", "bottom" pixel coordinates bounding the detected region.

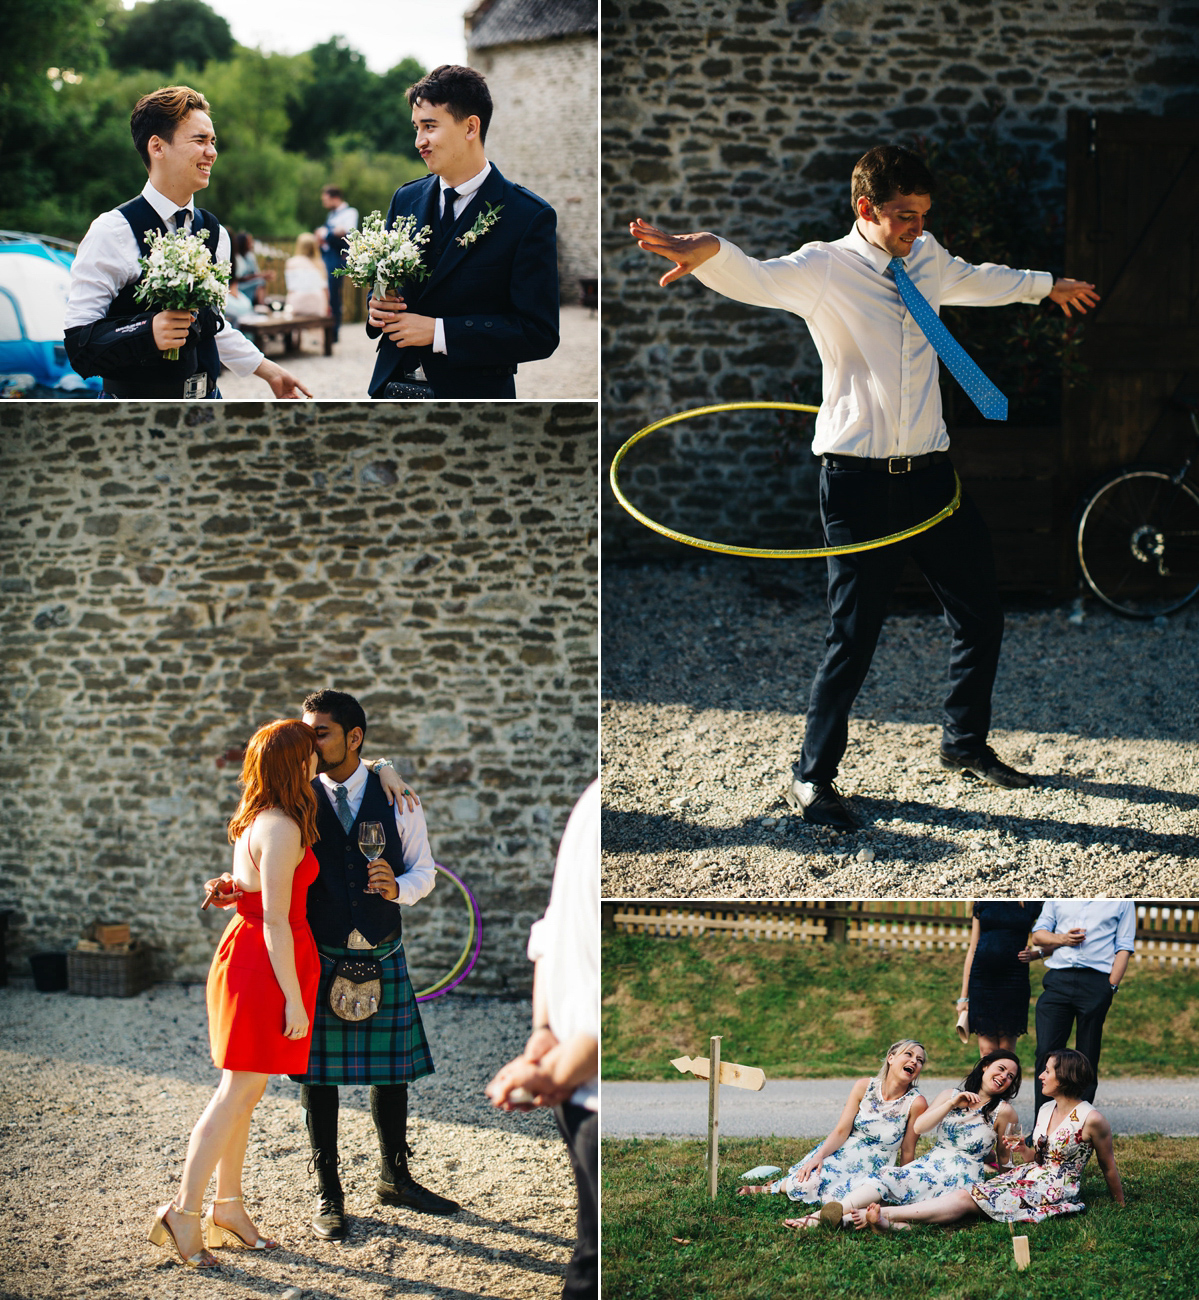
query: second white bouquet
[
  {"left": 337, "top": 211, "right": 432, "bottom": 301},
  {"left": 133, "top": 228, "right": 232, "bottom": 359}
]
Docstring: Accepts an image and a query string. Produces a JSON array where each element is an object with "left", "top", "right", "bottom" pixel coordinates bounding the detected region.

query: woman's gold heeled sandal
[
  {"left": 204, "top": 1194, "right": 279, "bottom": 1251},
  {"left": 148, "top": 1202, "right": 219, "bottom": 1268}
]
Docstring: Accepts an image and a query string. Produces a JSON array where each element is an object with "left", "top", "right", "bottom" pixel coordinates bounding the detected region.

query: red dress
[{"left": 206, "top": 847, "right": 320, "bottom": 1073}]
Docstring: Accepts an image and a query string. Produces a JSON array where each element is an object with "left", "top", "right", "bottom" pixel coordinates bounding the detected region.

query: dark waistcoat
[
  {"left": 307, "top": 769, "right": 405, "bottom": 946},
  {"left": 103, "top": 196, "right": 223, "bottom": 390}
]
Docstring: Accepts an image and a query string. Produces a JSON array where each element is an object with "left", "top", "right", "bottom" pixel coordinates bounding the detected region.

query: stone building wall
[
  {"left": 601, "top": 0, "right": 1199, "bottom": 558},
  {"left": 0, "top": 402, "right": 597, "bottom": 994},
  {"left": 470, "top": 35, "right": 600, "bottom": 298}
]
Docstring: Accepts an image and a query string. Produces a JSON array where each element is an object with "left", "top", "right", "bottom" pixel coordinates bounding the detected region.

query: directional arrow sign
[{"left": 671, "top": 1056, "right": 766, "bottom": 1092}]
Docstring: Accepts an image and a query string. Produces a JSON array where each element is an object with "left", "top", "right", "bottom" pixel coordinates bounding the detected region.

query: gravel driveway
[
  {"left": 601, "top": 559, "right": 1199, "bottom": 898},
  {"left": 0, "top": 983, "right": 575, "bottom": 1300}
]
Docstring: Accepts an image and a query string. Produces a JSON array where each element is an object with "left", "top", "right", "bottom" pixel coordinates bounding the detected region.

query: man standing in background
[{"left": 316, "top": 185, "right": 359, "bottom": 344}]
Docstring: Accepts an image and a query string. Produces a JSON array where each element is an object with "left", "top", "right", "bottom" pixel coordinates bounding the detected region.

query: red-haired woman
[{"left": 149, "top": 719, "right": 322, "bottom": 1268}]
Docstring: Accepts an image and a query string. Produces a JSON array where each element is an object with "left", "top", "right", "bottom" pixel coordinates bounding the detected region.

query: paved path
[
  {"left": 220, "top": 303, "right": 597, "bottom": 400},
  {"left": 603, "top": 1076, "right": 1199, "bottom": 1138}
]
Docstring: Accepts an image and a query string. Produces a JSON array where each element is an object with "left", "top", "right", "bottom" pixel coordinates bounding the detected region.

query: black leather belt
[
  {"left": 102, "top": 374, "right": 216, "bottom": 399},
  {"left": 352, "top": 924, "right": 402, "bottom": 949},
  {"left": 823, "top": 451, "right": 951, "bottom": 474}
]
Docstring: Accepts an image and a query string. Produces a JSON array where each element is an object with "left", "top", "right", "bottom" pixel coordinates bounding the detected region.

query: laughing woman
[
  {"left": 737, "top": 1040, "right": 928, "bottom": 1217},
  {"left": 858, "top": 1049, "right": 1124, "bottom": 1232},
  {"left": 813, "top": 1050, "right": 1022, "bottom": 1229}
]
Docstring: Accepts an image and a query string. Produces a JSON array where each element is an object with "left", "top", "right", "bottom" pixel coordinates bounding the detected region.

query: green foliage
[
  {"left": 602, "top": 932, "right": 1199, "bottom": 1081},
  {"left": 104, "top": 0, "right": 234, "bottom": 73},
  {"left": 602, "top": 1135, "right": 1199, "bottom": 1300}
]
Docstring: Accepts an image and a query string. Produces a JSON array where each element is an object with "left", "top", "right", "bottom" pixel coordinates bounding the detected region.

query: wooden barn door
[{"left": 1062, "top": 112, "right": 1199, "bottom": 515}]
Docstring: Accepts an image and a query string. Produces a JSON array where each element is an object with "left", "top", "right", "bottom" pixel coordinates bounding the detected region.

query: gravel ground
[
  {"left": 601, "top": 559, "right": 1199, "bottom": 898},
  {"left": 0, "top": 983, "right": 576, "bottom": 1300},
  {"left": 217, "top": 306, "right": 598, "bottom": 401}
]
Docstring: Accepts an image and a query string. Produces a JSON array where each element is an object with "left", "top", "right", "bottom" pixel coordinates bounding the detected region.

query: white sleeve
[
  {"left": 212, "top": 225, "right": 265, "bottom": 375},
  {"left": 935, "top": 238, "right": 1053, "bottom": 308},
  {"left": 64, "top": 212, "right": 139, "bottom": 328},
  {"left": 391, "top": 801, "right": 436, "bottom": 907},
  {"left": 692, "top": 237, "right": 829, "bottom": 319}
]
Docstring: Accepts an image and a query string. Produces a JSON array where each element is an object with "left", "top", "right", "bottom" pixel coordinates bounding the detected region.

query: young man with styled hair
[
  {"left": 366, "top": 64, "right": 560, "bottom": 399},
  {"left": 632, "top": 144, "right": 1099, "bottom": 829},
  {"left": 65, "top": 84, "right": 311, "bottom": 400}
]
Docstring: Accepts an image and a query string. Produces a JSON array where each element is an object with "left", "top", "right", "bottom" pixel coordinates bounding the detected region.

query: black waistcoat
[
  {"left": 103, "top": 196, "right": 223, "bottom": 390},
  {"left": 307, "top": 769, "right": 406, "bottom": 946}
]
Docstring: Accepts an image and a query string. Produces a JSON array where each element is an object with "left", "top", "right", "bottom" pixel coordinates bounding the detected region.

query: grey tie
[{"left": 333, "top": 784, "right": 354, "bottom": 833}]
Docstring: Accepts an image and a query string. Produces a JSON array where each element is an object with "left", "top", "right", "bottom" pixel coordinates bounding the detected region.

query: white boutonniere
[{"left": 457, "top": 202, "right": 504, "bottom": 248}]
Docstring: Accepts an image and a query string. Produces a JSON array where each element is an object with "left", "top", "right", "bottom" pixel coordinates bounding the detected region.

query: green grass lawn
[
  {"left": 602, "top": 1135, "right": 1199, "bottom": 1300},
  {"left": 603, "top": 933, "right": 1199, "bottom": 1080}
]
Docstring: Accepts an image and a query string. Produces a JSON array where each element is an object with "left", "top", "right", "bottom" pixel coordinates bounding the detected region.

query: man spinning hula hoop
[{"left": 631, "top": 145, "right": 1099, "bottom": 830}]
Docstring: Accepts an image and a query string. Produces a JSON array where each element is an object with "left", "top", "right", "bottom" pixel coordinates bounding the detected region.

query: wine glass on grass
[{"left": 358, "top": 821, "right": 387, "bottom": 893}]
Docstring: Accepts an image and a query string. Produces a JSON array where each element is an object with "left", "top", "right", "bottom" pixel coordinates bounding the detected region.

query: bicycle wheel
[{"left": 1077, "top": 467, "right": 1199, "bottom": 617}]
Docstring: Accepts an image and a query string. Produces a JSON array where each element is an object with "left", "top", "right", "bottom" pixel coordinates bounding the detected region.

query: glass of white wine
[
  {"left": 357, "top": 821, "right": 387, "bottom": 893},
  {"left": 998, "top": 1119, "right": 1021, "bottom": 1169}
]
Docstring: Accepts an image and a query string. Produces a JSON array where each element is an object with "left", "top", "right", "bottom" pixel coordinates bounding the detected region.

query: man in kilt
[{"left": 293, "top": 689, "right": 460, "bottom": 1239}]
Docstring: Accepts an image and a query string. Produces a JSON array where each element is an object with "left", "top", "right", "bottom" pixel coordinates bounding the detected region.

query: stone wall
[
  {"left": 0, "top": 402, "right": 597, "bottom": 994},
  {"left": 470, "top": 34, "right": 600, "bottom": 299},
  {"left": 601, "top": 0, "right": 1199, "bottom": 558}
]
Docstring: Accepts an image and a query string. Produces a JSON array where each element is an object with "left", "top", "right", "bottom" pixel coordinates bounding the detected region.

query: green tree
[
  {"left": 373, "top": 56, "right": 427, "bottom": 163},
  {"left": 284, "top": 37, "right": 376, "bottom": 158},
  {"left": 105, "top": 0, "right": 234, "bottom": 73}
]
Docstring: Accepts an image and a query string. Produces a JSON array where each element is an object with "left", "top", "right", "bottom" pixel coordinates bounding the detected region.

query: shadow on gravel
[{"left": 1043, "top": 776, "right": 1199, "bottom": 811}]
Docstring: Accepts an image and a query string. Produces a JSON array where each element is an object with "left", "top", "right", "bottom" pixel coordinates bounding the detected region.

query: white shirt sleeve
[
  {"left": 934, "top": 239, "right": 1054, "bottom": 308},
  {"left": 391, "top": 801, "right": 436, "bottom": 907},
  {"left": 692, "top": 236, "right": 830, "bottom": 320},
  {"left": 1115, "top": 902, "right": 1137, "bottom": 954},
  {"left": 211, "top": 226, "right": 265, "bottom": 374},
  {"left": 64, "top": 212, "right": 140, "bottom": 329}
]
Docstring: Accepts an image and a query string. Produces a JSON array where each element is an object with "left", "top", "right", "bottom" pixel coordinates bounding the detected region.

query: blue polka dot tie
[{"left": 888, "top": 256, "right": 1008, "bottom": 422}]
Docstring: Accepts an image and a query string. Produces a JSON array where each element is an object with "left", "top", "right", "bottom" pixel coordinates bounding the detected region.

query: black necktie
[
  {"left": 436, "top": 188, "right": 460, "bottom": 253},
  {"left": 173, "top": 208, "right": 190, "bottom": 232}
]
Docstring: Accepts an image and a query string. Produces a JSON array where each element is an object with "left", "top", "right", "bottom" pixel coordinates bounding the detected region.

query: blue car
[{"left": 0, "top": 232, "right": 102, "bottom": 395}]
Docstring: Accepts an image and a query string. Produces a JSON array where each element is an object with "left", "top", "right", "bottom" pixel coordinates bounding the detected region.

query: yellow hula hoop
[{"left": 609, "top": 401, "right": 961, "bottom": 559}]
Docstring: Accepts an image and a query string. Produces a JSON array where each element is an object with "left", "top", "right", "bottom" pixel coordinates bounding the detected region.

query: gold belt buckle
[
  {"left": 888, "top": 456, "right": 913, "bottom": 474},
  {"left": 346, "top": 929, "right": 374, "bottom": 950}
]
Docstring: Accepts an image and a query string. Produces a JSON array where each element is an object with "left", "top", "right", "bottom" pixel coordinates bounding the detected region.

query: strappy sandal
[
  {"left": 783, "top": 1214, "right": 822, "bottom": 1230},
  {"left": 147, "top": 1202, "right": 219, "bottom": 1269},
  {"left": 204, "top": 1194, "right": 279, "bottom": 1250}
]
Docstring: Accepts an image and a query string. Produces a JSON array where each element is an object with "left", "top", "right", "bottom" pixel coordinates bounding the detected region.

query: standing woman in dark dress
[{"left": 956, "top": 902, "right": 1043, "bottom": 1055}]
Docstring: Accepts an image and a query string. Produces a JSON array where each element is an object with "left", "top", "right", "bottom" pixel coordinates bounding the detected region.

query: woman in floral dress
[
  {"left": 855, "top": 1049, "right": 1124, "bottom": 1231},
  {"left": 737, "top": 1040, "right": 928, "bottom": 1220},
  {"left": 814, "top": 1050, "right": 1023, "bottom": 1229}
]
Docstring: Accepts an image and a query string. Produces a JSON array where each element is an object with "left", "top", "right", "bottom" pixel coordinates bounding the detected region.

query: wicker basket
[{"left": 67, "top": 942, "right": 152, "bottom": 998}]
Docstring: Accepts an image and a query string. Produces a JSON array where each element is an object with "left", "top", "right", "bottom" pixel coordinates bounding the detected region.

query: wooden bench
[{"left": 237, "top": 311, "right": 334, "bottom": 357}]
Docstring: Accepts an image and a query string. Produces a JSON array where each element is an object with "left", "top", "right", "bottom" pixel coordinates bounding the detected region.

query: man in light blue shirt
[{"left": 1029, "top": 900, "right": 1136, "bottom": 1114}]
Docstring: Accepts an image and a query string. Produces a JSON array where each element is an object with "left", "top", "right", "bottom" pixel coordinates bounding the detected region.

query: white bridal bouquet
[
  {"left": 133, "top": 228, "right": 232, "bottom": 359},
  {"left": 337, "top": 211, "right": 432, "bottom": 300}
]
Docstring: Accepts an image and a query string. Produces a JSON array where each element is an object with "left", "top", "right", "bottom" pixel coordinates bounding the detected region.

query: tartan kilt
[{"left": 289, "top": 940, "right": 434, "bottom": 1086}]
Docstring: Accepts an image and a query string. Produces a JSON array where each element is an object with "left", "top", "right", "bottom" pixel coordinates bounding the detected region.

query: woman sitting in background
[
  {"left": 815, "top": 1050, "right": 1023, "bottom": 1229},
  {"left": 857, "top": 1048, "right": 1124, "bottom": 1231},
  {"left": 148, "top": 719, "right": 322, "bottom": 1268},
  {"left": 738, "top": 1039, "right": 928, "bottom": 1225},
  {"left": 285, "top": 233, "right": 331, "bottom": 318}
]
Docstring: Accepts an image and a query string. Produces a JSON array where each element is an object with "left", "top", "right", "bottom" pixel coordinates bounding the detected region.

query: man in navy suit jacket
[{"left": 366, "top": 65, "right": 559, "bottom": 399}]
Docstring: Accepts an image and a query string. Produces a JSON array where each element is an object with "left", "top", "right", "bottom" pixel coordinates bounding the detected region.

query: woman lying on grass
[
  {"left": 808, "top": 1050, "right": 1023, "bottom": 1231},
  {"left": 738, "top": 1040, "right": 928, "bottom": 1209},
  {"left": 853, "top": 1049, "right": 1125, "bottom": 1231}
]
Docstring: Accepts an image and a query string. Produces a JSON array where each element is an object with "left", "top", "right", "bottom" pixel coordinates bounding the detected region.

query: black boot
[
  {"left": 372, "top": 1083, "right": 460, "bottom": 1215},
  {"left": 302, "top": 1084, "right": 348, "bottom": 1240}
]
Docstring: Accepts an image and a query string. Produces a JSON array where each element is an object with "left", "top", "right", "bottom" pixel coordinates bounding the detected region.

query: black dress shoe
[
  {"left": 376, "top": 1174, "right": 460, "bottom": 1215},
  {"left": 939, "top": 745, "right": 1032, "bottom": 789},
  {"left": 784, "top": 779, "right": 858, "bottom": 830},
  {"left": 312, "top": 1193, "right": 348, "bottom": 1240}
]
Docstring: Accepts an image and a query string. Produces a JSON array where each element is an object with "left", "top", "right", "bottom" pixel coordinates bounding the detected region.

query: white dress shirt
[
  {"left": 317, "top": 762, "right": 436, "bottom": 909},
  {"left": 324, "top": 200, "right": 359, "bottom": 240},
  {"left": 430, "top": 162, "right": 492, "bottom": 356},
  {"left": 693, "top": 223, "right": 1054, "bottom": 458},
  {"left": 64, "top": 180, "right": 265, "bottom": 376},
  {"left": 1032, "top": 900, "right": 1136, "bottom": 975},
  {"left": 527, "top": 780, "right": 599, "bottom": 1111}
]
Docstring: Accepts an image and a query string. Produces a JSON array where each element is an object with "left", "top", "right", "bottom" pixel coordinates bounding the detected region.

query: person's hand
[
  {"left": 152, "top": 310, "right": 195, "bottom": 351},
  {"left": 381, "top": 310, "right": 435, "bottom": 348},
  {"left": 283, "top": 997, "right": 310, "bottom": 1041},
  {"left": 952, "top": 1090, "right": 981, "bottom": 1110},
  {"left": 523, "top": 1025, "right": 559, "bottom": 1063},
  {"left": 367, "top": 293, "right": 408, "bottom": 331},
  {"left": 796, "top": 1156, "right": 823, "bottom": 1184},
  {"left": 630, "top": 217, "right": 720, "bottom": 285},
  {"left": 1017, "top": 945, "right": 1042, "bottom": 963},
  {"left": 485, "top": 1056, "right": 573, "bottom": 1110},
  {"left": 1059, "top": 927, "right": 1087, "bottom": 947},
  {"left": 254, "top": 359, "right": 313, "bottom": 399},
  {"left": 365, "top": 857, "right": 399, "bottom": 900},
  {"left": 1048, "top": 278, "right": 1100, "bottom": 317},
  {"left": 202, "top": 873, "right": 243, "bottom": 908},
  {"left": 372, "top": 762, "right": 420, "bottom": 812}
]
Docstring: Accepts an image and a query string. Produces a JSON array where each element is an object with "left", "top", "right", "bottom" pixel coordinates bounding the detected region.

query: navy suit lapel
[{"left": 419, "top": 166, "right": 508, "bottom": 298}]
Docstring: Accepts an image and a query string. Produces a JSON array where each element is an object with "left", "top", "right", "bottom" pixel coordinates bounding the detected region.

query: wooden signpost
[{"left": 671, "top": 1035, "right": 766, "bottom": 1200}]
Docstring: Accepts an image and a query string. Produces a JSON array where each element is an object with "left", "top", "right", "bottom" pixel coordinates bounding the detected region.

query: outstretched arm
[
  {"left": 630, "top": 218, "right": 721, "bottom": 285},
  {"left": 1047, "top": 277, "right": 1100, "bottom": 317}
]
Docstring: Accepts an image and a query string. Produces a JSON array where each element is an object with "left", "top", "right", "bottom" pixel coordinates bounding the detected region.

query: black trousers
[
  {"left": 1034, "top": 967, "right": 1115, "bottom": 1113},
  {"left": 554, "top": 1102, "right": 597, "bottom": 1300},
  {"left": 797, "top": 459, "right": 1004, "bottom": 784}
]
